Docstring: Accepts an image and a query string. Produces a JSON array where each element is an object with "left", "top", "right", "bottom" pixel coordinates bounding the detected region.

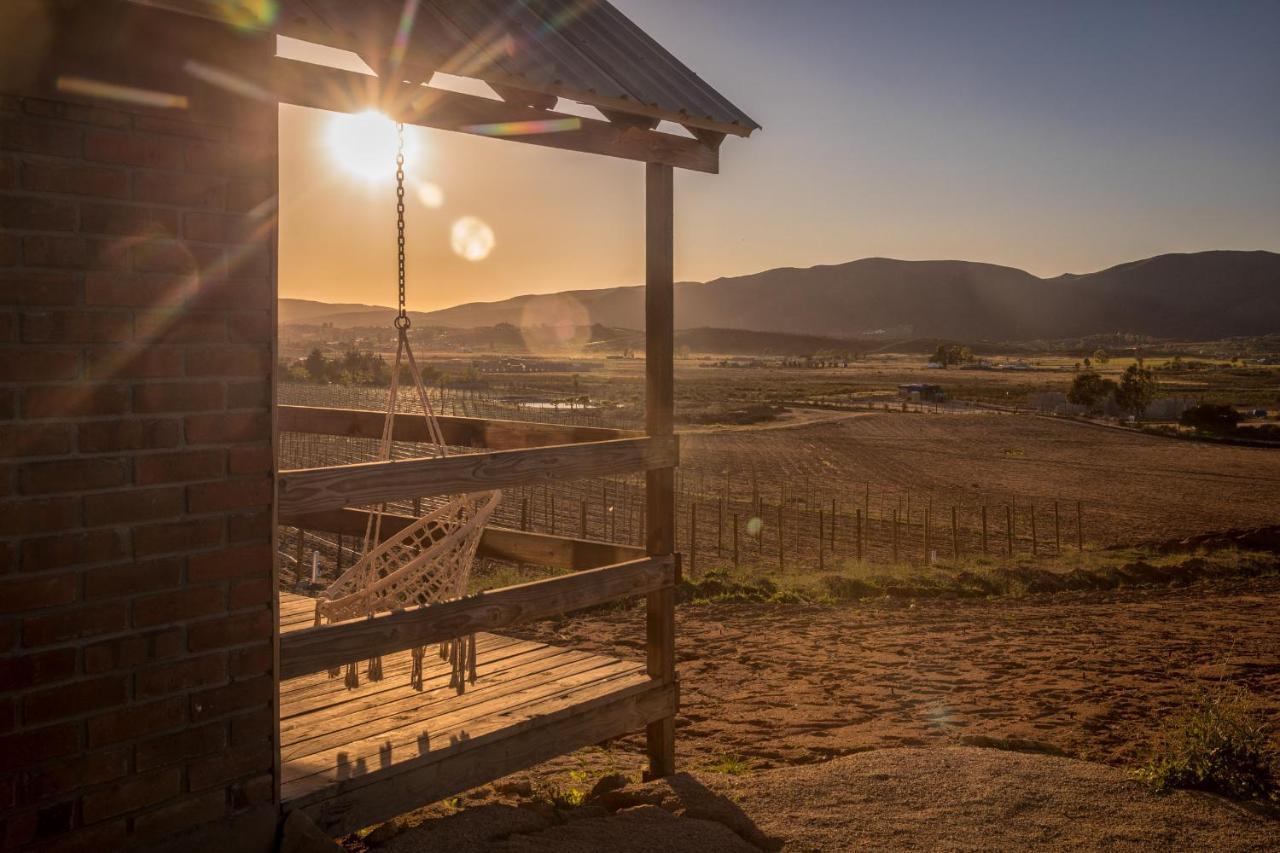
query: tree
[
  {"left": 1067, "top": 370, "right": 1116, "bottom": 413},
  {"left": 304, "top": 348, "right": 326, "bottom": 383},
  {"left": 1114, "top": 364, "right": 1157, "bottom": 418},
  {"left": 1092, "top": 348, "right": 1109, "bottom": 365},
  {"left": 930, "top": 344, "right": 973, "bottom": 368}
]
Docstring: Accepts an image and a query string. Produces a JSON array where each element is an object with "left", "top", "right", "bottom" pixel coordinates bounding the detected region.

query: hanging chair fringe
[{"left": 410, "top": 645, "right": 425, "bottom": 691}]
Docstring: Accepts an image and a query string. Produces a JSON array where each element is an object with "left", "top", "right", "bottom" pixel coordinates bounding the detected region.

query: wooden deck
[{"left": 277, "top": 592, "right": 676, "bottom": 835}]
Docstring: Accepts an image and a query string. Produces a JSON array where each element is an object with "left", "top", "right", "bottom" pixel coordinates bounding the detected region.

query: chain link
[{"left": 394, "top": 121, "right": 409, "bottom": 330}]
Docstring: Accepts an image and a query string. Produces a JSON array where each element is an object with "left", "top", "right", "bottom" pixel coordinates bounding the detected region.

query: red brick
[
  {"left": 80, "top": 767, "right": 180, "bottom": 822},
  {"left": 80, "top": 201, "right": 178, "bottom": 237},
  {"left": 228, "top": 707, "right": 273, "bottom": 749},
  {"left": 83, "top": 129, "right": 183, "bottom": 170},
  {"left": 84, "top": 271, "right": 195, "bottom": 307},
  {"left": 85, "top": 345, "right": 183, "bottom": 379},
  {"left": 133, "top": 517, "right": 222, "bottom": 557},
  {"left": 187, "top": 743, "right": 271, "bottom": 791},
  {"left": 21, "top": 602, "right": 128, "bottom": 647},
  {"left": 0, "top": 386, "right": 12, "bottom": 419},
  {"left": 187, "top": 478, "right": 270, "bottom": 514},
  {"left": 0, "top": 196, "right": 77, "bottom": 231},
  {"left": 78, "top": 418, "right": 179, "bottom": 452},
  {"left": 136, "top": 653, "right": 226, "bottom": 699},
  {"left": 132, "top": 585, "right": 224, "bottom": 628},
  {"left": 188, "top": 609, "right": 270, "bottom": 653},
  {"left": 184, "top": 411, "right": 269, "bottom": 444},
  {"left": 133, "top": 311, "right": 226, "bottom": 343},
  {"left": 0, "top": 235, "right": 14, "bottom": 267},
  {"left": 189, "top": 675, "right": 270, "bottom": 722},
  {"left": 0, "top": 724, "right": 80, "bottom": 772},
  {"left": 135, "top": 449, "right": 225, "bottom": 485},
  {"left": 188, "top": 544, "right": 271, "bottom": 583},
  {"left": 132, "top": 170, "right": 225, "bottom": 208},
  {"left": 19, "top": 457, "right": 128, "bottom": 494},
  {"left": 0, "top": 498, "right": 79, "bottom": 535},
  {"left": 20, "top": 311, "right": 132, "bottom": 344},
  {"left": 226, "top": 379, "right": 269, "bottom": 410},
  {"left": 0, "top": 270, "right": 80, "bottom": 305},
  {"left": 227, "top": 445, "right": 272, "bottom": 475},
  {"left": 0, "top": 648, "right": 77, "bottom": 689},
  {"left": 132, "top": 382, "right": 224, "bottom": 414},
  {"left": 32, "top": 820, "right": 129, "bottom": 853},
  {"left": 85, "top": 696, "right": 185, "bottom": 748},
  {"left": 195, "top": 276, "right": 272, "bottom": 310},
  {"left": 225, "top": 178, "right": 272, "bottom": 213},
  {"left": 227, "top": 509, "right": 271, "bottom": 543},
  {"left": 21, "top": 235, "right": 128, "bottom": 270},
  {"left": 0, "top": 350, "right": 79, "bottom": 381},
  {"left": 131, "top": 788, "right": 227, "bottom": 841},
  {"left": 20, "top": 97, "right": 130, "bottom": 129},
  {"left": 225, "top": 310, "right": 270, "bottom": 343},
  {"left": 83, "top": 485, "right": 182, "bottom": 525},
  {"left": 22, "top": 676, "right": 128, "bottom": 725},
  {"left": 0, "top": 574, "right": 78, "bottom": 614},
  {"left": 0, "top": 423, "right": 72, "bottom": 458},
  {"left": 20, "top": 530, "right": 126, "bottom": 571},
  {"left": 227, "top": 641, "right": 272, "bottom": 678},
  {"left": 133, "top": 239, "right": 224, "bottom": 275},
  {"left": 20, "top": 383, "right": 129, "bottom": 418},
  {"left": 185, "top": 345, "right": 268, "bottom": 377},
  {"left": 182, "top": 211, "right": 255, "bottom": 243},
  {"left": 0, "top": 118, "right": 81, "bottom": 157},
  {"left": 20, "top": 161, "right": 129, "bottom": 199},
  {"left": 83, "top": 558, "right": 181, "bottom": 599},
  {"left": 18, "top": 748, "right": 128, "bottom": 805},
  {"left": 132, "top": 114, "right": 228, "bottom": 141},
  {"left": 83, "top": 627, "right": 182, "bottom": 674}
]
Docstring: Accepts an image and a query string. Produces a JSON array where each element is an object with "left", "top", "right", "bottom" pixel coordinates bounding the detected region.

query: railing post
[{"left": 644, "top": 162, "right": 676, "bottom": 779}]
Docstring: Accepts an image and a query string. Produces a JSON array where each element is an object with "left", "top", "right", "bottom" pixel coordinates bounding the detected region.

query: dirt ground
[{"left": 678, "top": 410, "right": 1280, "bottom": 546}]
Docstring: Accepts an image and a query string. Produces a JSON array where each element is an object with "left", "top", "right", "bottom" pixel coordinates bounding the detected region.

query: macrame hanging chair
[{"left": 314, "top": 121, "right": 501, "bottom": 693}]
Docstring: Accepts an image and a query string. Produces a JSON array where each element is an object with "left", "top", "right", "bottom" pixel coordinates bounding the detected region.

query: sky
[{"left": 277, "top": 0, "right": 1280, "bottom": 312}]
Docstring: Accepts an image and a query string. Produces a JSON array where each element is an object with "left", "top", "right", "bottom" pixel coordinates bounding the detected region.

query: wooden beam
[
  {"left": 278, "top": 435, "right": 677, "bottom": 516},
  {"left": 272, "top": 57, "right": 719, "bottom": 174},
  {"left": 492, "top": 83, "right": 558, "bottom": 111},
  {"left": 278, "top": 555, "right": 675, "bottom": 679},
  {"left": 644, "top": 162, "right": 677, "bottom": 779},
  {"left": 602, "top": 109, "right": 660, "bottom": 131},
  {"left": 278, "top": 404, "right": 635, "bottom": 449},
  {"left": 277, "top": 506, "right": 647, "bottom": 570},
  {"left": 285, "top": 680, "right": 676, "bottom": 836}
]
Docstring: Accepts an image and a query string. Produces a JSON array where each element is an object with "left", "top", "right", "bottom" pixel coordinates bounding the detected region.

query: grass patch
[
  {"left": 706, "top": 753, "right": 753, "bottom": 776},
  {"left": 1136, "top": 687, "right": 1279, "bottom": 801}
]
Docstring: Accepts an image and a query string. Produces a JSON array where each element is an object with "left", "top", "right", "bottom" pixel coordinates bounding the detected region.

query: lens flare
[
  {"left": 327, "top": 110, "right": 419, "bottom": 182},
  {"left": 450, "top": 216, "right": 495, "bottom": 261},
  {"left": 416, "top": 181, "right": 445, "bottom": 209},
  {"left": 746, "top": 517, "right": 764, "bottom": 537}
]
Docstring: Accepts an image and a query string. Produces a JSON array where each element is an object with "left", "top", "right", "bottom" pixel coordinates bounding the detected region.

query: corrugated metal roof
[{"left": 287, "top": 0, "right": 759, "bottom": 137}]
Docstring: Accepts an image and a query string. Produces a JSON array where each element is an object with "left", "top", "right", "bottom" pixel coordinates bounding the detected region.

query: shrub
[
  {"left": 1180, "top": 403, "right": 1241, "bottom": 433},
  {"left": 1136, "top": 686, "right": 1278, "bottom": 800}
]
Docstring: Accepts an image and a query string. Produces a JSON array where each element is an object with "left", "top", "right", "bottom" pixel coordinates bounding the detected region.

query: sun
[{"left": 326, "top": 110, "right": 420, "bottom": 181}]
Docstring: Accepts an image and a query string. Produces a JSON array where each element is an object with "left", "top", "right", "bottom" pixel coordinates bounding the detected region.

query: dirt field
[{"left": 678, "top": 409, "right": 1280, "bottom": 548}]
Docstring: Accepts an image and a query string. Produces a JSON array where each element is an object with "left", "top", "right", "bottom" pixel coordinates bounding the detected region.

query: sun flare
[{"left": 326, "top": 110, "right": 420, "bottom": 182}]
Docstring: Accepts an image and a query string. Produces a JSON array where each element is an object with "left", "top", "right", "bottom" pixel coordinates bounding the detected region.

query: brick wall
[{"left": 0, "top": 7, "right": 278, "bottom": 850}]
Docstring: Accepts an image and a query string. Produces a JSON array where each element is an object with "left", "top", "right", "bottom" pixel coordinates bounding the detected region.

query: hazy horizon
[{"left": 279, "top": 0, "right": 1280, "bottom": 312}]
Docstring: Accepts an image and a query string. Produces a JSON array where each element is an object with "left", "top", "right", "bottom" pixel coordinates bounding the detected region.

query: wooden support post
[
  {"left": 981, "top": 505, "right": 988, "bottom": 554},
  {"left": 952, "top": 505, "right": 959, "bottom": 561},
  {"left": 1077, "top": 500, "right": 1084, "bottom": 551},
  {"left": 644, "top": 162, "right": 676, "bottom": 780},
  {"left": 1005, "top": 505, "right": 1014, "bottom": 557},
  {"left": 1054, "top": 501, "right": 1061, "bottom": 554}
]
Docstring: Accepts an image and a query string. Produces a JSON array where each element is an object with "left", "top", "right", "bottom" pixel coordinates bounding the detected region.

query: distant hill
[{"left": 282, "top": 250, "right": 1280, "bottom": 342}]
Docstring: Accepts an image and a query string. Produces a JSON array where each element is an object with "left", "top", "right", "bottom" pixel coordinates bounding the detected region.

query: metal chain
[{"left": 394, "top": 121, "right": 409, "bottom": 330}]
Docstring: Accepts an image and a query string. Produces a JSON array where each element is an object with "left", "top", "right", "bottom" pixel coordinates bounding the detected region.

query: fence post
[
  {"left": 952, "top": 505, "right": 959, "bottom": 561},
  {"left": 1005, "top": 505, "right": 1013, "bottom": 557}
]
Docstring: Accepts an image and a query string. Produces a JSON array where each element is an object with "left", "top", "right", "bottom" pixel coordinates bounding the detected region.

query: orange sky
[{"left": 278, "top": 1, "right": 1280, "bottom": 314}]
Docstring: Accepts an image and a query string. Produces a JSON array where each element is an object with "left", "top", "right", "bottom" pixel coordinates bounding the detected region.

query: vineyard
[{"left": 277, "top": 382, "right": 1280, "bottom": 586}]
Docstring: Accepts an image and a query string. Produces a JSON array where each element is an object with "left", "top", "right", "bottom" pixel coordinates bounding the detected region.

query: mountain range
[{"left": 280, "top": 250, "right": 1280, "bottom": 342}]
